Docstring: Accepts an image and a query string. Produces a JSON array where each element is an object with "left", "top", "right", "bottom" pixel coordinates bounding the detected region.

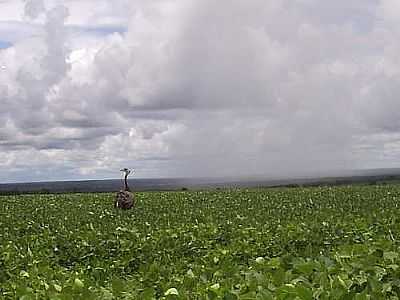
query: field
[{"left": 1, "top": 185, "right": 400, "bottom": 299}]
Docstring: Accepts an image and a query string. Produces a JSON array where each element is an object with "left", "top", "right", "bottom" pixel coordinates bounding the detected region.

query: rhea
[{"left": 114, "top": 168, "right": 135, "bottom": 209}]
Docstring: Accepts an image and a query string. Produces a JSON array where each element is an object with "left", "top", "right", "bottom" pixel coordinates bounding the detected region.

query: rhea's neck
[{"left": 124, "top": 175, "right": 131, "bottom": 192}]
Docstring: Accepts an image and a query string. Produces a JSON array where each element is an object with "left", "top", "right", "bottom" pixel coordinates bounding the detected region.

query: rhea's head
[{"left": 120, "top": 168, "right": 133, "bottom": 177}]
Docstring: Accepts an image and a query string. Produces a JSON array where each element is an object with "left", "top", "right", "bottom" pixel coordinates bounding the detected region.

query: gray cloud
[
  {"left": 1, "top": 0, "right": 400, "bottom": 182},
  {"left": 24, "top": 0, "right": 45, "bottom": 20}
]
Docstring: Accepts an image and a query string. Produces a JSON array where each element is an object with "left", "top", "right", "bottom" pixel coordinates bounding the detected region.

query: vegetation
[{"left": 1, "top": 185, "right": 400, "bottom": 299}]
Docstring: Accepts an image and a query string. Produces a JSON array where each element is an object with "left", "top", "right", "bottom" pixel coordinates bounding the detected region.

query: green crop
[{"left": 1, "top": 185, "right": 400, "bottom": 299}]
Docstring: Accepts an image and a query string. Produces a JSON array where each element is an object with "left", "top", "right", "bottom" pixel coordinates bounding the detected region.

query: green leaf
[
  {"left": 224, "top": 291, "right": 238, "bottom": 300},
  {"left": 54, "top": 284, "right": 62, "bottom": 292},
  {"left": 142, "top": 288, "right": 156, "bottom": 300},
  {"left": 165, "top": 288, "right": 179, "bottom": 296},
  {"left": 19, "top": 271, "right": 29, "bottom": 278},
  {"left": 295, "top": 285, "right": 313, "bottom": 300},
  {"left": 256, "top": 289, "right": 273, "bottom": 300},
  {"left": 294, "top": 261, "right": 316, "bottom": 276},
  {"left": 73, "top": 278, "right": 84, "bottom": 289}
]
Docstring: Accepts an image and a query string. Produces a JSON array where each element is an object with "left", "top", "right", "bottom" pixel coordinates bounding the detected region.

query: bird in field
[{"left": 114, "top": 168, "right": 134, "bottom": 209}]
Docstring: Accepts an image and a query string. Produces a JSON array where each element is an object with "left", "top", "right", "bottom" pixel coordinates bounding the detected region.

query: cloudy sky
[{"left": 0, "top": 0, "right": 400, "bottom": 183}]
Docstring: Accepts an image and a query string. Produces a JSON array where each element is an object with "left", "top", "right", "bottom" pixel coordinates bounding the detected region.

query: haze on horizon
[{"left": 0, "top": 0, "right": 400, "bottom": 183}]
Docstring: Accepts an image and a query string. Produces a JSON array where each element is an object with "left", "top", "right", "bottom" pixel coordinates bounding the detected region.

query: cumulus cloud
[{"left": 0, "top": 0, "right": 400, "bottom": 182}]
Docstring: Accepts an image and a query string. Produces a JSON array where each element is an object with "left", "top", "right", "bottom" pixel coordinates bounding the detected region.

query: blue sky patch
[
  {"left": 70, "top": 25, "right": 127, "bottom": 37},
  {"left": 87, "top": 26, "right": 127, "bottom": 35},
  {"left": 0, "top": 40, "right": 12, "bottom": 49}
]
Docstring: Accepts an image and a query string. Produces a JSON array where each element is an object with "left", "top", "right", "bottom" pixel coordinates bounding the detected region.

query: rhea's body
[{"left": 115, "top": 168, "right": 134, "bottom": 209}]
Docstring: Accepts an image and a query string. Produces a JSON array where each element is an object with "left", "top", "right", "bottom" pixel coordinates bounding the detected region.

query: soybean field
[{"left": 1, "top": 185, "right": 400, "bottom": 299}]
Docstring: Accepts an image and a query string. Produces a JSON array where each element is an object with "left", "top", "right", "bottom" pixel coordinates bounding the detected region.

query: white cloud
[{"left": 1, "top": 0, "right": 400, "bottom": 182}]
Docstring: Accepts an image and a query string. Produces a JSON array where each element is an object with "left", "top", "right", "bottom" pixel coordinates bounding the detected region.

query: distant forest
[{"left": 1, "top": 173, "right": 400, "bottom": 195}]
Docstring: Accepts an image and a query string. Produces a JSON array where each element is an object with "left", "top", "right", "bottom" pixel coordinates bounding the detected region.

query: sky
[{"left": 0, "top": 0, "right": 400, "bottom": 183}]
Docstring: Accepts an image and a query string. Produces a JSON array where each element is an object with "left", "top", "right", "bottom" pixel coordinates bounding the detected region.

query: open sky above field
[{"left": 1, "top": 0, "right": 400, "bottom": 182}]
